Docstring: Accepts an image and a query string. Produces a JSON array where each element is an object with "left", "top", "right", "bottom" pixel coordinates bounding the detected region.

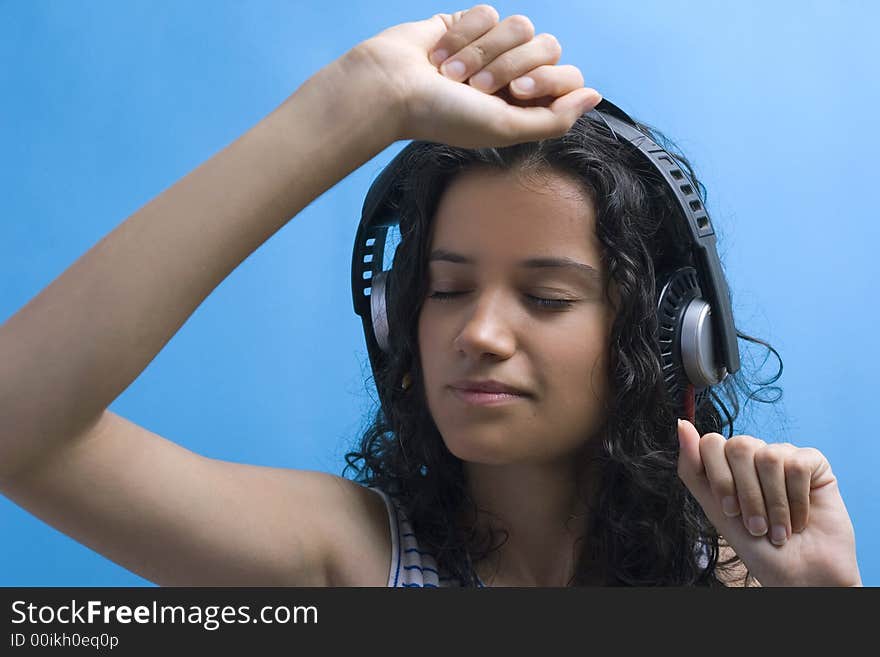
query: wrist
[
  {"left": 253, "top": 46, "right": 401, "bottom": 205},
  {"left": 332, "top": 42, "right": 407, "bottom": 147},
  {"left": 268, "top": 44, "right": 403, "bottom": 158}
]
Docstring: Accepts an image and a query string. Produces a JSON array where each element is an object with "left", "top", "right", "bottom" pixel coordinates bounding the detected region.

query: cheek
[
  {"left": 551, "top": 347, "right": 606, "bottom": 397},
  {"left": 416, "top": 311, "right": 431, "bottom": 363},
  {"left": 418, "top": 326, "right": 449, "bottom": 429},
  {"left": 417, "top": 311, "right": 441, "bottom": 388},
  {"left": 541, "top": 324, "right": 610, "bottom": 406}
]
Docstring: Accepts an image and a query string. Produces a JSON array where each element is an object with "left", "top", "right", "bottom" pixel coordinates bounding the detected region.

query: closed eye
[{"left": 427, "top": 291, "right": 575, "bottom": 309}]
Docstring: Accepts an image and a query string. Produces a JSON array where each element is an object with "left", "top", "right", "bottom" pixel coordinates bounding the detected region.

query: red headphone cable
[{"left": 682, "top": 383, "right": 696, "bottom": 426}]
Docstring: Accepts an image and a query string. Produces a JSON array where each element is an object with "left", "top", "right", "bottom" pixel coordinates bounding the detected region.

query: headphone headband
[{"left": 588, "top": 99, "right": 740, "bottom": 376}]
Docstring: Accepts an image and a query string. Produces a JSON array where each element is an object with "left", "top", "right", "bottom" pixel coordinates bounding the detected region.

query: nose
[{"left": 452, "top": 291, "right": 517, "bottom": 360}]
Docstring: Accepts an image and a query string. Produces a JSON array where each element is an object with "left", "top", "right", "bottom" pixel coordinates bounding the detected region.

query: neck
[{"left": 460, "top": 456, "right": 599, "bottom": 587}]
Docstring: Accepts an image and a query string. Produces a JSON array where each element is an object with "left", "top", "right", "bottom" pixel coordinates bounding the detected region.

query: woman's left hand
[{"left": 676, "top": 419, "right": 862, "bottom": 586}]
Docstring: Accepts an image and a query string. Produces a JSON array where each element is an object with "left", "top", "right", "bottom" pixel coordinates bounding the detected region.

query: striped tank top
[{"left": 369, "top": 486, "right": 485, "bottom": 588}]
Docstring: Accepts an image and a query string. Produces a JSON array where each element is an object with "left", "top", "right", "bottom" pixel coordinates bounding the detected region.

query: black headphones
[{"left": 351, "top": 98, "right": 740, "bottom": 423}]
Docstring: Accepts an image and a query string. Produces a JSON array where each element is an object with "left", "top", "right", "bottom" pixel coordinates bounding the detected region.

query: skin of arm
[{"left": 0, "top": 45, "right": 403, "bottom": 481}]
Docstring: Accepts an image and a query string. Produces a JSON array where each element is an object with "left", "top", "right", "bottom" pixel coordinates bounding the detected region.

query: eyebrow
[{"left": 428, "top": 249, "right": 602, "bottom": 281}]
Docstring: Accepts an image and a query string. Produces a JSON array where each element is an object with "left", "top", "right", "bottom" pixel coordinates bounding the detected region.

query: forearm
[{"left": 0, "top": 47, "right": 399, "bottom": 479}]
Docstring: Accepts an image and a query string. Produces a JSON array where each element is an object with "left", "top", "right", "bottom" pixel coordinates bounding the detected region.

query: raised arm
[
  {"left": 0, "top": 47, "right": 399, "bottom": 481},
  {"left": 0, "top": 5, "right": 599, "bottom": 586}
]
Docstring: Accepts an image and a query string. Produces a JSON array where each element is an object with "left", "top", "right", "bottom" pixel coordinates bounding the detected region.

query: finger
[
  {"left": 429, "top": 5, "right": 502, "bottom": 67},
  {"left": 463, "top": 32, "right": 563, "bottom": 93},
  {"left": 676, "top": 420, "right": 761, "bottom": 548},
  {"left": 495, "top": 87, "right": 601, "bottom": 145},
  {"left": 786, "top": 447, "right": 827, "bottom": 533},
  {"left": 725, "top": 435, "right": 770, "bottom": 537},
  {"left": 676, "top": 419, "right": 713, "bottom": 500},
  {"left": 697, "top": 432, "right": 741, "bottom": 519},
  {"left": 509, "top": 64, "right": 584, "bottom": 99},
  {"left": 438, "top": 14, "right": 534, "bottom": 82},
  {"left": 755, "top": 443, "right": 796, "bottom": 546}
]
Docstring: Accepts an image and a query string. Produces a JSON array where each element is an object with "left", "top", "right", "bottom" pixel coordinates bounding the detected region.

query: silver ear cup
[
  {"left": 656, "top": 266, "right": 725, "bottom": 405},
  {"left": 370, "top": 270, "right": 391, "bottom": 353},
  {"left": 680, "top": 298, "right": 728, "bottom": 387}
]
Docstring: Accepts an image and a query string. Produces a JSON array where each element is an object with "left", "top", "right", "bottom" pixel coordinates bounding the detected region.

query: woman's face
[{"left": 418, "top": 167, "right": 617, "bottom": 466}]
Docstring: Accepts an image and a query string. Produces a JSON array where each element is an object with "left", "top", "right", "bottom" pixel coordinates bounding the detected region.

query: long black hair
[{"left": 343, "top": 110, "right": 783, "bottom": 586}]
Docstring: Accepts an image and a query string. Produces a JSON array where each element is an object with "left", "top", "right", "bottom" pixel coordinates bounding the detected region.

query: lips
[
  {"left": 451, "top": 387, "right": 528, "bottom": 407},
  {"left": 450, "top": 379, "right": 531, "bottom": 396}
]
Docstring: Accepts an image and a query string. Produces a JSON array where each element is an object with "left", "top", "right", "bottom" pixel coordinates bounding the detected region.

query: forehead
[{"left": 429, "top": 168, "right": 601, "bottom": 261}]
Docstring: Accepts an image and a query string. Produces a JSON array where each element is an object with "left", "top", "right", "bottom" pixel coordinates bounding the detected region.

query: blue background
[{"left": 1, "top": 1, "right": 877, "bottom": 586}]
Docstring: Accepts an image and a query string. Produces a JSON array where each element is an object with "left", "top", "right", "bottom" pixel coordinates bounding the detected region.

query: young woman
[{"left": 0, "top": 5, "right": 861, "bottom": 587}]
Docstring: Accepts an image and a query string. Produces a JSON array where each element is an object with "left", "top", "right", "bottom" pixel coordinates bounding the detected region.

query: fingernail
[
  {"left": 471, "top": 70, "right": 493, "bottom": 90},
  {"left": 430, "top": 49, "right": 448, "bottom": 66},
  {"left": 771, "top": 524, "right": 788, "bottom": 546},
  {"left": 747, "top": 515, "right": 768, "bottom": 537},
  {"left": 511, "top": 76, "right": 534, "bottom": 94},
  {"left": 722, "top": 496, "right": 740, "bottom": 517},
  {"left": 441, "top": 59, "right": 466, "bottom": 80},
  {"left": 580, "top": 89, "right": 602, "bottom": 112}
]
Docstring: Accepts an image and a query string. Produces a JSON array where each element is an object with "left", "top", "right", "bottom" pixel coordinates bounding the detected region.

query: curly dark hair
[{"left": 343, "top": 109, "right": 783, "bottom": 586}]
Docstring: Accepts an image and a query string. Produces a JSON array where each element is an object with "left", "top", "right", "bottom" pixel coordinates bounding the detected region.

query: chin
[
  {"left": 440, "top": 431, "right": 507, "bottom": 463},
  {"left": 439, "top": 430, "right": 542, "bottom": 466}
]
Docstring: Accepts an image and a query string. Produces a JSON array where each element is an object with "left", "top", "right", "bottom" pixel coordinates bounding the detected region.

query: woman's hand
[
  {"left": 351, "top": 4, "right": 600, "bottom": 148},
  {"left": 677, "top": 419, "right": 862, "bottom": 586}
]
